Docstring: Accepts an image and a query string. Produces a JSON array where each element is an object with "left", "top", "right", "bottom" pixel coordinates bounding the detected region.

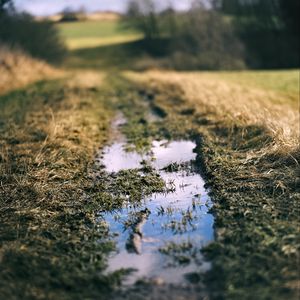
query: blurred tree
[
  {"left": 0, "top": 11, "right": 66, "bottom": 64},
  {"left": 124, "top": 0, "right": 245, "bottom": 69},
  {"left": 160, "top": 6, "right": 178, "bottom": 36},
  {"left": 0, "top": 0, "right": 13, "bottom": 14},
  {"left": 60, "top": 7, "right": 79, "bottom": 22},
  {"left": 171, "top": 6, "right": 245, "bottom": 69},
  {"left": 279, "top": 0, "right": 300, "bottom": 36},
  {"left": 215, "top": 0, "right": 299, "bottom": 68},
  {"left": 124, "top": 0, "right": 160, "bottom": 40},
  {"left": 0, "top": 0, "right": 10, "bottom": 8},
  {"left": 59, "top": 6, "right": 87, "bottom": 22}
]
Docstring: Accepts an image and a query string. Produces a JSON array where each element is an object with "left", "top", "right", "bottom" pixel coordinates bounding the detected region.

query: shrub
[
  {"left": 218, "top": 0, "right": 300, "bottom": 68},
  {"left": 124, "top": 1, "right": 245, "bottom": 70},
  {"left": 124, "top": 0, "right": 160, "bottom": 40},
  {"left": 0, "top": 13, "right": 67, "bottom": 64},
  {"left": 171, "top": 10, "right": 245, "bottom": 70},
  {"left": 59, "top": 7, "right": 86, "bottom": 23}
]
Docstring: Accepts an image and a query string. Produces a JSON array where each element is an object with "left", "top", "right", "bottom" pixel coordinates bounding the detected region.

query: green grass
[
  {"left": 57, "top": 19, "right": 172, "bottom": 70},
  {"left": 64, "top": 41, "right": 141, "bottom": 69},
  {"left": 215, "top": 70, "right": 300, "bottom": 97},
  {"left": 57, "top": 20, "right": 130, "bottom": 39},
  {"left": 57, "top": 20, "right": 142, "bottom": 49}
]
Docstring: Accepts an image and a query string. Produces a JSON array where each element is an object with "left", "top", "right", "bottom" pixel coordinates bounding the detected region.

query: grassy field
[
  {"left": 1, "top": 18, "right": 299, "bottom": 300},
  {"left": 57, "top": 20, "right": 142, "bottom": 50},
  {"left": 214, "top": 70, "right": 300, "bottom": 101},
  {"left": 58, "top": 19, "right": 171, "bottom": 70},
  {"left": 128, "top": 70, "right": 299, "bottom": 140}
]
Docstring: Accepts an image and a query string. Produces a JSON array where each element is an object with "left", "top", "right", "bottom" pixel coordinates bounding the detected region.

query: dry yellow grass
[
  {"left": 0, "top": 73, "right": 113, "bottom": 299},
  {"left": 127, "top": 71, "right": 299, "bottom": 151},
  {"left": 66, "top": 70, "right": 105, "bottom": 89},
  {"left": 0, "top": 45, "right": 62, "bottom": 95},
  {"left": 85, "top": 12, "right": 121, "bottom": 21},
  {"left": 0, "top": 72, "right": 108, "bottom": 180},
  {"left": 119, "top": 72, "right": 299, "bottom": 299}
]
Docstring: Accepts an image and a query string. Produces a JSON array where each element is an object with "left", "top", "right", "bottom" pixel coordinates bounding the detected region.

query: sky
[{"left": 14, "top": 0, "right": 194, "bottom": 16}]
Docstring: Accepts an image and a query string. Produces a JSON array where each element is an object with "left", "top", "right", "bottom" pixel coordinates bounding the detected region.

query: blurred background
[{"left": 0, "top": 0, "right": 299, "bottom": 70}]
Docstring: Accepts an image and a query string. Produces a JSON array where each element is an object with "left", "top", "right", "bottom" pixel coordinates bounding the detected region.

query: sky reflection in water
[{"left": 102, "top": 140, "right": 214, "bottom": 284}]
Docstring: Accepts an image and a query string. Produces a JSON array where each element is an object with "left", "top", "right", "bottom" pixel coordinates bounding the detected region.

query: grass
[
  {"left": 0, "top": 74, "right": 125, "bottom": 299},
  {"left": 57, "top": 20, "right": 142, "bottom": 50},
  {"left": 1, "top": 64, "right": 299, "bottom": 299},
  {"left": 96, "top": 168, "right": 167, "bottom": 212},
  {"left": 128, "top": 70, "right": 299, "bottom": 144},
  {"left": 0, "top": 45, "right": 61, "bottom": 95},
  {"left": 64, "top": 41, "right": 143, "bottom": 70},
  {"left": 77, "top": 73, "right": 298, "bottom": 299},
  {"left": 57, "top": 19, "right": 148, "bottom": 71},
  {"left": 64, "top": 39, "right": 172, "bottom": 71},
  {"left": 57, "top": 19, "right": 174, "bottom": 70},
  {"left": 1, "top": 15, "right": 299, "bottom": 300},
  {"left": 123, "top": 72, "right": 300, "bottom": 299},
  {"left": 0, "top": 71, "right": 187, "bottom": 299},
  {"left": 214, "top": 70, "right": 300, "bottom": 100}
]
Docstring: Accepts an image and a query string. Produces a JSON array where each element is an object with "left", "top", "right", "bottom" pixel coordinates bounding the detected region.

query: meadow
[
  {"left": 57, "top": 19, "right": 142, "bottom": 49},
  {"left": 0, "top": 17, "right": 299, "bottom": 300}
]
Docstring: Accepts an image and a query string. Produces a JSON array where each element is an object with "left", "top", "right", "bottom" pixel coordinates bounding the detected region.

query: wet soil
[{"left": 99, "top": 117, "right": 214, "bottom": 287}]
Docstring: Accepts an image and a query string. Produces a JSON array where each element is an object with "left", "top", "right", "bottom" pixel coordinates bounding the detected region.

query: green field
[
  {"left": 57, "top": 20, "right": 142, "bottom": 49},
  {"left": 216, "top": 70, "right": 300, "bottom": 96},
  {"left": 58, "top": 20, "right": 300, "bottom": 93}
]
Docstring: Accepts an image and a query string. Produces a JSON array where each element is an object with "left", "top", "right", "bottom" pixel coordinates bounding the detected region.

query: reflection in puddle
[
  {"left": 152, "top": 140, "right": 197, "bottom": 170},
  {"left": 102, "top": 142, "right": 147, "bottom": 173},
  {"left": 102, "top": 140, "right": 198, "bottom": 173},
  {"left": 101, "top": 139, "right": 214, "bottom": 285}
]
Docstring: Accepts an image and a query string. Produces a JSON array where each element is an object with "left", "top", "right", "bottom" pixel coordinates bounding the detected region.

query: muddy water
[{"left": 101, "top": 132, "right": 214, "bottom": 285}]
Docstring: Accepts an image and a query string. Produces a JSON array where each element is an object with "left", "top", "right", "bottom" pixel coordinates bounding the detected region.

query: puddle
[
  {"left": 102, "top": 140, "right": 198, "bottom": 173},
  {"left": 102, "top": 142, "right": 147, "bottom": 173},
  {"left": 100, "top": 125, "right": 214, "bottom": 285}
]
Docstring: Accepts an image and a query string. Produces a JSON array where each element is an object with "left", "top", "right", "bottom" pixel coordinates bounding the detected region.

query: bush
[
  {"left": 0, "top": 13, "right": 67, "bottom": 64},
  {"left": 124, "top": 1, "right": 245, "bottom": 70},
  {"left": 59, "top": 7, "right": 86, "bottom": 23},
  {"left": 170, "top": 10, "right": 245, "bottom": 70},
  {"left": 218, "top": 0, "right": 300, "bottom": 69}
]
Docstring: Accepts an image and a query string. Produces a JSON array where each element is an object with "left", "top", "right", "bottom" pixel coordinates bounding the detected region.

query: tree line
[
  {"left": 0, "top": 0, "right": 66, "bottom": 64},
  {"left": 124, "top": 0, "right": 299, "bottom": 69},
  {"left": 1, "top": 0, "right": 298, "bottom": 69}
]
